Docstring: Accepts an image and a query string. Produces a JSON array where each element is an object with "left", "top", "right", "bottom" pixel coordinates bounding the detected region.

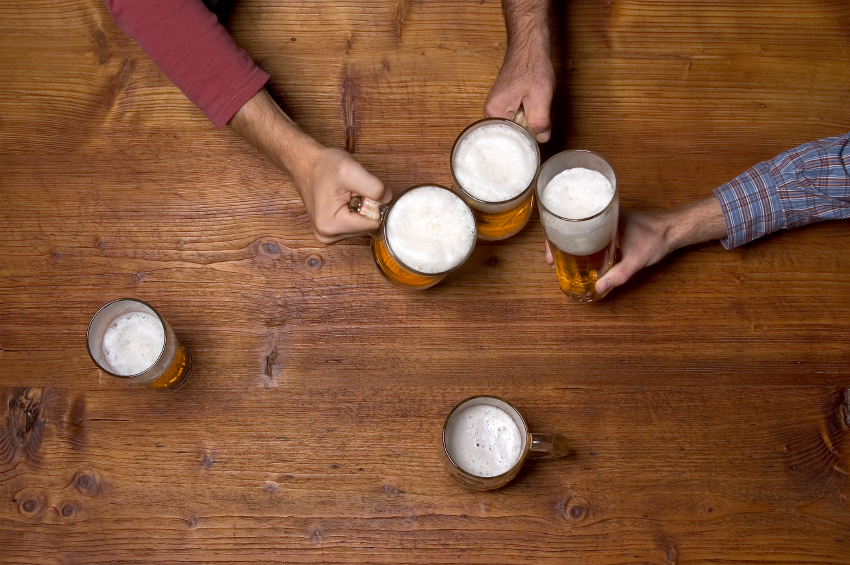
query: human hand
[
  {"left": 295, "top": 146, "right": 392, "bottom": 244},
  {"left": 544, "top": 209, "right": 676, "bottom": 294},
  {"left": 484, "top": 43, "right": 555, "bottom": 143},
  {"left": 544, "top": 197, "right": 727, "bottom": 294}
]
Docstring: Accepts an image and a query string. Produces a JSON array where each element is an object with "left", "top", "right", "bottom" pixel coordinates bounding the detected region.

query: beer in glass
[
  {"left": 451, "top": 118, "right": 540, "bottom": 240},
  {"left": 351, "top": 185, "right": 477, "bottom": 290},
  {"left": 86, "top": 298, "right": 192, "bottom": 390},
  {"left": 536, "top": 150, "right": 618, "bottom": 302}
]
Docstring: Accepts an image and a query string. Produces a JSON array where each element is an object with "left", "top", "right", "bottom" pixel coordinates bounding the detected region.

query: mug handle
[
  {"left": 511, "top": 106, "right": 529, "bottom": 130},
  {"left": 527, "top": 433, "right": 569, "bottom": 459},
  {"left": 348, "top": 195, "right": 388, "bottom": 222}
]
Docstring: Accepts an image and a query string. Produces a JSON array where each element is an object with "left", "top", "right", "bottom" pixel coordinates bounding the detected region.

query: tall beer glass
[
  {"left": 536, "top": 150, "right": 619, "bottom": 302},
  {"left": 451, "top": 118, "right": 540, "bottom": 241},
  {"left": 349, "top": 185, "right": 477, "bottom": 290},
  {"left": 86, "top": 298, "right": 192, "bottom": 390}
]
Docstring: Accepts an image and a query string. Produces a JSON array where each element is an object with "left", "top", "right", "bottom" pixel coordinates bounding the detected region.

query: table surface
[{"left": 2, "top": 1, "right": 850, "bottom": 563}]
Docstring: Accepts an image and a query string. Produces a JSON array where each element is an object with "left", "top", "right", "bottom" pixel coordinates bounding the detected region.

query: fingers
[
  {"left": 544, "top": 239, "right": 554, "bottom": 265},
  {"left": 483, "top": 93, "right": 520, "bottom": 121},
  {"left": 338, "top": 158, "right": 387, "bottom": 203},
  {"left": 594, "top": 253, "right": 643, "bottom": 295}
]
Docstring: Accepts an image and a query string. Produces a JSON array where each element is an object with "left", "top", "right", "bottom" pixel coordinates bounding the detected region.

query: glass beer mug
[
  {"left": 536, "top": 150, "right": 619, "bottom": 302},
  {"left": 450, "top": 116, "right": 541, "bottom": 241},
  {"left": 349, "top": 184, "right": 477, "bottom": 290},
  {"left": 86, "top": 298, "right": 192, "bottom": 390}
]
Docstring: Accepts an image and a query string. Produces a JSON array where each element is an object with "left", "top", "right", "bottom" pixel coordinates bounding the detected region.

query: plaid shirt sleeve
[{"left": 712, "top": 132, "right": 850, "bottom": 249}]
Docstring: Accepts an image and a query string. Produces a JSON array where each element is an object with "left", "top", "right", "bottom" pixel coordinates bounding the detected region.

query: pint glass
[
  {"left": 536, "top": 150, "right": 619, "bottom": 302},
  {"left": 451, "top": 118, "right": 540, "bottom": 241},
  {"left": 349, "top": 185, "right": 477, "bottom": 290},
  {"left": 86, "top": 298, "right": 192, "bottom": 390}
]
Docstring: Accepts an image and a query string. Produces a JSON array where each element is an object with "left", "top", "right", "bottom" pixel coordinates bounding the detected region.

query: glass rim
[
  {"left": 442, "top": 395, "right": 529, "bottom": 480},
  {"left": 450, "top": 117, "right": 541, "bottom": 207},
  {"left": 536, "top": 149, "right": 619, "bottom": 223},
  {"left": 86, "top": 297, "right": 167, "bottom": 379},
  {"left": 382, "top": 184, "right": 477, "bottom": 277}
]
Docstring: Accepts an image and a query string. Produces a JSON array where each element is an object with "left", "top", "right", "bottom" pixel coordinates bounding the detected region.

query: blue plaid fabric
[{"left": 713, "top": 132, "right": 850, "bottom": 248}]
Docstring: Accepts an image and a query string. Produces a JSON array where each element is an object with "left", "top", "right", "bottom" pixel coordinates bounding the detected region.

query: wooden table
[{"left": 2, "top": 1, "right": 849, "bottom": 563}]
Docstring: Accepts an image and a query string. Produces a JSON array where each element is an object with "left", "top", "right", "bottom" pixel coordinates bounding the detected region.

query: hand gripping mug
[
  {"left": 349, "top": 184, "right": 477, "bottom": 290},
  {"left": 450, "top": 116, "right": 541, "bottom": 241},
  {"left": 441, "top": 396, "right": 569, "bottom": 491}
]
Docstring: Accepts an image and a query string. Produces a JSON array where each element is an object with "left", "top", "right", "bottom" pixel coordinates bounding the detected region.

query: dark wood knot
[
  {"left": 305, "top": 255, "right": 322, "bottom": 269},
  {"left": 60, "top": 503, "right": 77, "bottom": 519},
  {"left": 665, "top": 546, "right": 680, "bottom": 564},
  {"left": 564, "top": 496, "right": 588, "bottom": 523}
]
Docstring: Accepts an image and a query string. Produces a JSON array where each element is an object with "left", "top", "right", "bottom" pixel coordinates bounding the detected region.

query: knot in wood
[
  {"left": 665, "top": 546, "right": 680, "bottom": 564},
  {"left": 60, "top": 504, "right": 77, "bottom": 519},
  {"left": 305, "top": 255, "right": 323, "bottom": 269},
  {"left": 259, "top": 240, "right": 282, "bottom": 257},
  {"left": 16, "top": 491, "right": 46, "bottom": 518},
  {"left": 564, "top": 496, "right": 588, "bottom": 522},
  {"left": 381, "top": 484, "right": 403, "bottom": 495}
]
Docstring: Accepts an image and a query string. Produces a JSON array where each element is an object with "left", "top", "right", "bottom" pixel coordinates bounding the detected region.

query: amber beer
[
  {"left": 451, "top": 118, "right": 540, "bottom": 240},
  {"left": 362, "top": 185, "right": 477, "bottom": 290},
  {"left": 536, "top": 150, "right": 619, "bottom": 302},
  {"left": 87, "top": 298, "right": 192, "bottom": 390}
]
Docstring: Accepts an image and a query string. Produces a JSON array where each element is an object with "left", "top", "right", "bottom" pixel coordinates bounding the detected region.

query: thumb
[{"left": 595, "top": 255, "right": 643, "bottom": 295}]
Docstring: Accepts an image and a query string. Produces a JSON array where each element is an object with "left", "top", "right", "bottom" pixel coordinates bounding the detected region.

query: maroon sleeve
[{"left": 105, "top": 0, "right": 270, "bottom": 129}]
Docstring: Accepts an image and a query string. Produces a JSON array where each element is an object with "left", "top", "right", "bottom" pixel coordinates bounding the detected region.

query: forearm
[
  {"left": 227, "top": 88, "right": 323, "bottom": 193},
  {"left": 502, "top": 0, "right": 551, "bottom": 55},
  {"left": 662, "top": 195, "right": 728, "bottom": 252}
]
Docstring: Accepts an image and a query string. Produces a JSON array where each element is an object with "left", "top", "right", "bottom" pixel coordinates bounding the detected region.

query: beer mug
[
  {"left": 349, "top": 184, "right": 477, "bottom": 290},
  {"left": 86, "top": 298, "right": 192, "bottom": 390},
  {"left": 536, "top": 150, "right": 619, "bottom": 302},
  {"left": 441, "top": 395, "right": 569, "bottom": 491},
  {"left": 450, "top": 117, "right": 540, "bottom": 240}
]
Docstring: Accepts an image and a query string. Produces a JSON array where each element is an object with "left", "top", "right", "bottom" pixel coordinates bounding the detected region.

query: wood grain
[{"left": 1, "top": 0, "right": 849, "bottom": 563}]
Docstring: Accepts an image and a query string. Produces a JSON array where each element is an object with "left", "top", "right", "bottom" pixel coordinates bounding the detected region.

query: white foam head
[
  {"left": 385, "top": 185, "right": 476, "bottom": 274},
  {"left": 445, "top": 404, "right": 524, "bottom": 477},
  {"left": 453, "top": 123, "right": 538, "bottom": 202},
  {"left": 101, "top": 311, "right": 165, "bottom": 376},
  {"left": 541, "top": 167, "right": 616, "bottom": 255}
]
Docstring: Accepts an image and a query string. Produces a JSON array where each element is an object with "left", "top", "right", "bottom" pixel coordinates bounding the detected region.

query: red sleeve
[{"left": 105, "top": 0, "right": 269, "bottom": 129}]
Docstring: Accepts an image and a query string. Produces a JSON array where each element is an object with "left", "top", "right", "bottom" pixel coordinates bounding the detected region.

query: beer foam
[
  {"left": 446, "top": 404, "right": 524, "bottom": 477},
  {"left": 540, "top": 167, "right": 617, "bottom": 256},
  {"left": 541, "top": 167, "right": 614, "bottom": 219},
  {"left": 453, "top": 123, "right": 538, "bottom": 202},
  {"left": 101, "top": 311, "right": 165, "bottom": 376},
  {"left": 385, "top": 185, "right": 476, "bottom": 274}
]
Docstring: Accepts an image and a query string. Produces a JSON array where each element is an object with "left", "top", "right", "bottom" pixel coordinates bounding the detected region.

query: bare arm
[
  {"left": 229, "top": 89, "right": 392, "bottom": 244},
  {"left": 484, "top": 0, "right": 554, "bottom": 142},
  {"left": 545, "top": 195, "right": 728, "bottom": 294}
]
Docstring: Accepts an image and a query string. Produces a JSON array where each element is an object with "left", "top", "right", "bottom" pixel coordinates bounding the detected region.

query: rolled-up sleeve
[
  {"left": 105, "top": 0, "right": 269, "bottom": 129},
  {"left": 713, "top": 133, "right": 850, "bottom": 248}
]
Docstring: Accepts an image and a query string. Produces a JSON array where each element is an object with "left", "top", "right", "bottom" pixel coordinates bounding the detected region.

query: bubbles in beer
[
  {"left": 542, "top": 167, "right": 614, "bottom": 219},
  {"left": 453, "top": 123, "right": 538, "bottom": 202},
  {"left": 385, "top": 185, "right": 476, "bottom": 274},
  {"left": 445, "top": 404, "right": 523, "bottom": 477},
  {"left": 101, "top": 311, "right": 165, "bottom": 376}
]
